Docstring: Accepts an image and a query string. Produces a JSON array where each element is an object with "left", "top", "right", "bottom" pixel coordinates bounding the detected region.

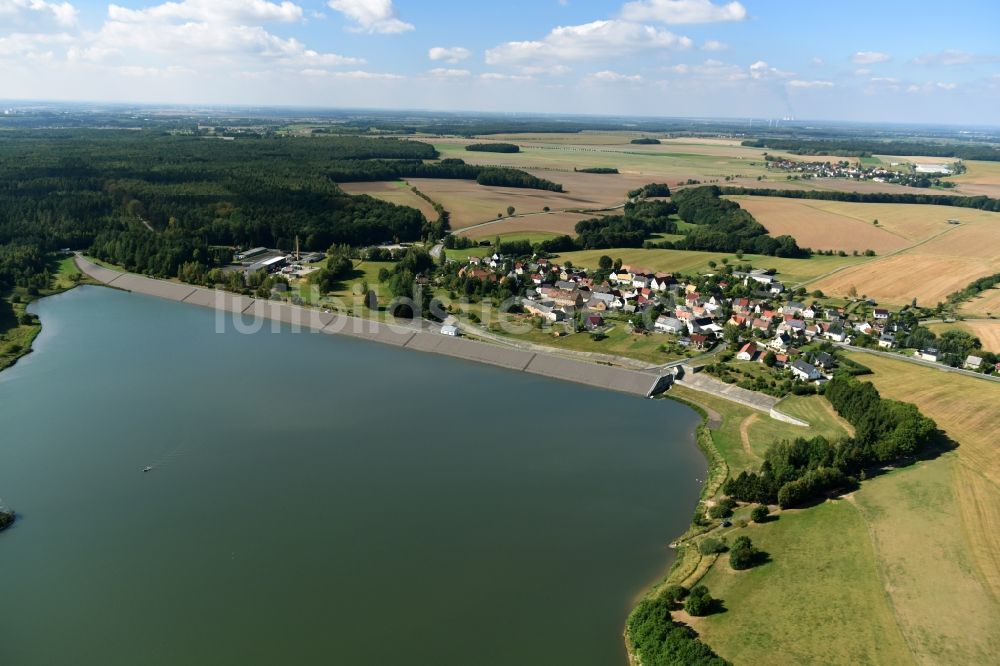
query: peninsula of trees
[
  {"left": 724, "top": 376, "right": 940, "bottom": 508},
  {"left": 465, "top": 142, "right": 520, "bottom": 153}
]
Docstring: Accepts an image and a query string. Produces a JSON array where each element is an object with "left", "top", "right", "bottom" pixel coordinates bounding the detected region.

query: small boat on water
[{"left": 143, "top": 466, "right": 152, "bottom": 473}]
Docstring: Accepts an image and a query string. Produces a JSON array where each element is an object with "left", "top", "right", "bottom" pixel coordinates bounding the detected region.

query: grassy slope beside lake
[
  {"left": 0, "top": 257, "right": 95, "bottom": 372},
  {"left": 659, "top": 380, "right": 996, "bottom": 666}
]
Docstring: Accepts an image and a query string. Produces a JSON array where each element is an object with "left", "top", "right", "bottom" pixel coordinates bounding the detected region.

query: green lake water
[{"left": 0, "top": 286, "right": 704, "bottom": 665}]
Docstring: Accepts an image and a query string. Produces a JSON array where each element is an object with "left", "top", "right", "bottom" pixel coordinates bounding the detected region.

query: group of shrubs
[
  {"left": 627, "top": 593, "right": 729, "bottom": 665},
  {"left": 698, "top": 532, "right": 766, "bottom": 571}
]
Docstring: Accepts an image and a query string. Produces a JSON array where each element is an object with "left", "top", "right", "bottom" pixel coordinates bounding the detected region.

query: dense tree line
[
  {"left": 328, "top": 159, "right": 564, "bottom": 191},
  {"left": 631, "top": 183, "right": 672, "bottom": 198},
  {"left": 574, "top": 167, "right": 619, "bottom": 174},
  {"left": 532, "top": 199, "right": 678, "bottom": 253},
  {"left": 719, "top": 186, "right": 1000, "bottom": 213},
  {"left": 945, "top": 272, "right": 1000, "bottom": 307},
  {"left": 465, "top": 143, "right": 520, "bottom": 153},
  {"left": 665, "top": 186, "right": 808, "bottom": 257},
  {"left": 724, "top": 377, "right": 939, "bottom": 507},
  {"left": 742, "top": 138, "right": 1000, "bottom": 161},
  {"left": 825, "top": 377, "right": 939, "bottom": 459},
  {"left": 627, "top": 595, "right": 729, "bottom": 665},
  {"left": 631, "top": 138, "right": 661, "bottom": 145},
  {"left": 574, "top": 199, "right": 678, "bottom": 249},
  {"left": 0, "top": 244, "right": 49, "bottom": 290}
]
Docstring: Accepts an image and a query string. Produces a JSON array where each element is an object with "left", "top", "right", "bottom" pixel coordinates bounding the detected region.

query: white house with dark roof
[{"left": 790, "top": 360, "right": 821, "bottom": 382}]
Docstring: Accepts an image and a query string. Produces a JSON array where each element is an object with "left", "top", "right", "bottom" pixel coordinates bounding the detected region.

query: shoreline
[
  {"left": 73, "top": 256, "right": 712, "bottom": 664},
  {"left": 15, "top": 258, "right": 718, "bottom": 665},
  {"left": 74, "top": 255, "right": 673, "bottom": 399},
  {"left": 623, "top": 392, "right": 724, "bottom": 665}
]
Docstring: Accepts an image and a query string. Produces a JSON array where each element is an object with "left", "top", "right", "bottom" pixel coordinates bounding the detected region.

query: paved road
[{"left": 833, "top": 342, "right": 1000, "bottom": 383}]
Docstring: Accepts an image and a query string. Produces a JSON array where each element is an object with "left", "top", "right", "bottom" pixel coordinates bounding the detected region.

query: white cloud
[
  {"left": 427, "top": 67, "right": 470, "bottom": 78},
  {"left": 428, "top": 46, "right": 470, "bottom": 63},
  {"left": 486, "top": 19, "right": 691, "bottom": 65},
  {"left": 116, "top": 64, "right": 194, "bottom": 77},
  {"left": 787, "top": 79, "right": 833, "bottom": 89},
  {"left": 326, "top": 0, "right": 413, "bottom": 34},
  {"left": 912, "top": 49, "right": 972, "bottom": 66},
  {"left": 851, "top": 51, "right": 890, "bottom": 65},
  {"left": 90, "top": 18, "right": 360, "bottom": 68},
  {"left": 69, "top": 2, "right": 363, "bottom": 71},
  {"left": 0, "top": 0, "right": 77, "bottom": 32},
  {"left": 107, "top": 0, "right": 303, "bottom": 24},
  {"left": 621, "top": 0, "right": 746, "bottom": 24},
  {"left": 668, "top": 58, "right": 747, "bottom": 82},
  {"left": 701, "top": 39, "right": 728, "bottom": 51},
  {"left": 480, "top": 72, "right": 533, "bottom": 81},
  {"left": 912, "top": 49, "right": 998, "bottom": 66},
  {"left": 588, "top": 70, "right": 643, "bottom": 83},
  {"left": 749, "top": 60, "right": 792, "bottom": 80},
  {"left": 0, "top": 31, "right": 72, "bottom": 58},
  {"left": 520, "top": 64, "right": 572, "bottom": 76},
  {"left": 301, "top": 68, "right": 402, "bottom": 79}
]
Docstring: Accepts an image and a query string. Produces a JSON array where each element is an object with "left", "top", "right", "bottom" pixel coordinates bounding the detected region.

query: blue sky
[{"left": 1, "top": 0, "right": 998, "bottom": 123}]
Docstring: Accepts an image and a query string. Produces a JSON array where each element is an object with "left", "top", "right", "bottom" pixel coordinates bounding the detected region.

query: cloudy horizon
[{"left": 0, "top": 0, "right": 997, "bottom": 124}]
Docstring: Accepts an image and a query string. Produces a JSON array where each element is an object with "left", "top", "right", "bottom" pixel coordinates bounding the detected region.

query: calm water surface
[{"left": 0, "top": 286, "right": 704, "bottom": 666}]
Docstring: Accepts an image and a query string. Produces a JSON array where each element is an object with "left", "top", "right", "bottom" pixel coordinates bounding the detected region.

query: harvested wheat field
[
  {"left": 952, "top": 160, "right": 1000, "bottom": 198},
  {"left": 813, "top": 254, "right": 994, "bottom": 306},
  {"left": 767, "top": 201, "right": 987, "bottom": 242},
  {"left": 531, "top": 169, "right": 657, "bottom": 199},
  {"left": 960, "top": 288, "right": 1000, "bottom": 317},
  {"left": 460, "top": 211, "right": 593, "bottom": 239},
  {"left": 851, "top": 353, "right": 1000, "bottom": 625},
  {"left": 927, "top": 320, "right": 1000, "bottom": 353},
  {"left": 812, "top": 211, "right": 1000, "bottom": 306},
  {"left": 852, "top": 352, "right": 1000, "bottom": 495},
  {"left": 338, "top": 181, "right": 440, "bottom": 220},
  {"left": 406, "top": 178, "right": 614, "bottom": 230},
  {"left": 732, "top": 196, "right": 911, "bottom": 254}
]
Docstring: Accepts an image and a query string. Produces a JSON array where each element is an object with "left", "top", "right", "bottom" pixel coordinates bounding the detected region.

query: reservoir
[{"left": 0, "top": 286, "right": 704, "bottom": 666}]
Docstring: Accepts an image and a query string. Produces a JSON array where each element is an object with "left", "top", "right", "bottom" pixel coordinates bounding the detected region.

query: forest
[
  {"left": 572, "top": 199, "right": 679, "bottom": 249},
  {"left": 665, "top": 187, "right": 807, "bottom": 257},
  {"left": 0, "top": 131, "right": 561, "bottom": 282},
  {"left": 742, "top": 138, "right": 1000, "bottom": 162}
]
